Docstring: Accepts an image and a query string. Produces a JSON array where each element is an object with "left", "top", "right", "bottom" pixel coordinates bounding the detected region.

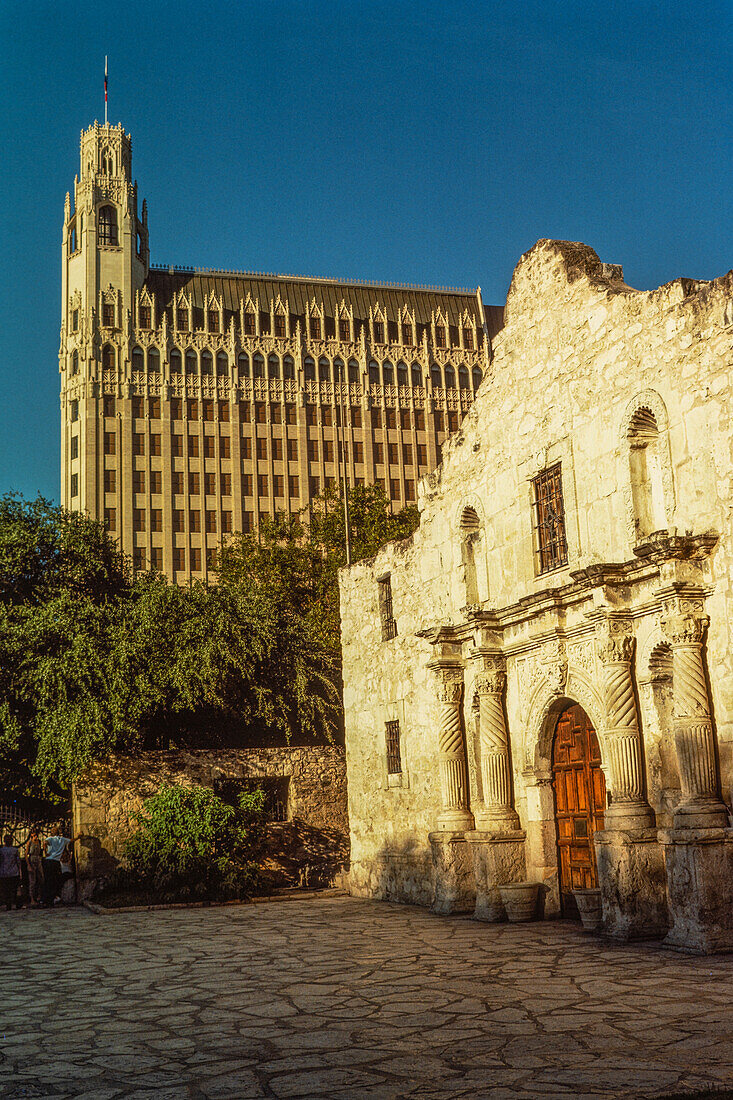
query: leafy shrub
[{"left": 107, "top": 783, "right": 267, "bottom": 903}]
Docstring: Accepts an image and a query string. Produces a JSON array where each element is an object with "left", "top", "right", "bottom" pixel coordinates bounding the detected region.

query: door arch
[{"left": 551, "top": 703, "right": 606, "bottom": 918}]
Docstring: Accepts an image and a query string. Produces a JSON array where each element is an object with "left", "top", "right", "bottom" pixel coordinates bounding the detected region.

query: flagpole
[{"left": 104, "top": 56, "right": 108, "bottom": 125}]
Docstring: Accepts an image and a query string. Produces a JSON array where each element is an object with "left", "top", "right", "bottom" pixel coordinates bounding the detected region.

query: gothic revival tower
[{"left": 60, "top": 122, "right": 149, "bottom": 512}]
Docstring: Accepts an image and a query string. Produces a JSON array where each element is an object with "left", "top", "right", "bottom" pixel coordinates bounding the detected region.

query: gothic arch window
[
  {"left": 274, "top": 308, "right": 287, "bottom": 338},
  {"left": 216, "top": 351, "right": 228, "bottom": 376},
  {"left": 348, "top": 359, "right": 359, "bottom": 383},
  {"left": 98, "top": 205, "right": 118, "bottom": 246},
  {"left": 627, "top": 406, "right": 668, "bottom": 539},
  {"left": 431, "top": 364, "right": 442, "bottom": 389},
  {"left": 101, "top": 150, "right": 113, "bottom": 175},
  {"left": 382, "top": 361, "right": 394, "bottom": 385},
  {"left": 333, "top": 358, "right": 345, "bottom": 383},
  {"left": 170, "top": 349, "right": 182, "bottom": 374},
  {"left": 283, "top": 355, "right": 295, "bottom": 380},
  {"left": 304, "top": 356, "right": 315, "bottom": 381},
  {"left": 472, "top": 366, "right": 483, "bottom": 391},
  {"left": 201, "top": 350, "right": 213, "bottom": 375},
  {"left": 71, "top": 351, "right": 79, "bottom": 376},
  {"left": 459, "top": 505, "right": 483, "bottom": 605},
  {"left": 444, "top": 365, "right": 456, "bottom": 390},
  {"left": 148, "top": 348, "right": 160, "bottom": 374},
  {"left": 318, "top": 357, "right": 330, "bottom": 382},
  {"left": 435, "top": 323, "right": 446, "bottom": 349},
  {"left": 238, "top": 352, "right": 250, "bottom": 379},
  {"left": 411, "top": 363, "right": 422, "bottom": 387},
  {"left": 368, "top": 360, "right": 380, "bottom": 385},
  {"left": 102, "top": 344, "right": 115, "bottom": 370},
  {"left": 132, "top": 346, "right": 144, "bottom": 373},
  {"left": 185, "top": 349, "right": 198, "bottom": 374},
  {"left": 458, "top": 365, "right": 470, "bottom": 390},
  {"left": 268, "top": 354, "right": 280, "bottom": 380},
  {"left": 309, "top": 313, "right": 322, "bottom": 340},
  {"left": 253, "top": 353, "right": 265, "bottom": 379},
  {"left": 397, "top": 361, "right": 408, "bottom": 387}
]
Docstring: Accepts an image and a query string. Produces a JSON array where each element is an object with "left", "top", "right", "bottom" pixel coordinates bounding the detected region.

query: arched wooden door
[{"left": 551, "top": 704, "right": 606, "bottom": 918}]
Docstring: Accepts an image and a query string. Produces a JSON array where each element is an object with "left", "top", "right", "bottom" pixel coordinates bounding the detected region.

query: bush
[{"left": 106, "top": 783, "right": 267, "bottom": 904}]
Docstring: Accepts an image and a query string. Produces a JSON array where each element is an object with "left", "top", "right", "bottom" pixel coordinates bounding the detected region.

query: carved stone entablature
[{"left": 633, "top": 531, "right": 719, "bottom": 563}]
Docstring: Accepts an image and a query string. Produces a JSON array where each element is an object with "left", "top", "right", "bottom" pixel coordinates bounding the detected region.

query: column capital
[
  {"left": 661, "top": 604, "right": 709, "bottom": 646},
  {"left": 470, "top": 649, "right": 506, "bottom": 696},
  {"left": 596, "top": 617, "right": 635, "bottom": 665}
]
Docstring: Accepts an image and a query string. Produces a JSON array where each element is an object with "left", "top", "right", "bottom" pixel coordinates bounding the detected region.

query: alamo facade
[{"left": 339, "top": 239, "right": 733, "bottom": 954}]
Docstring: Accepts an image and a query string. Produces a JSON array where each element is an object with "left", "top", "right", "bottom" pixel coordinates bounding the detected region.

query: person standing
[
  {"left": 24, "top": 829, "right": 44, "bottom": 906},
  {"left": 42, "top": 829, "right": 75, "bottom": 908},
  {"left": 0, "top": 834, "right": 21, "bottom": 911}
]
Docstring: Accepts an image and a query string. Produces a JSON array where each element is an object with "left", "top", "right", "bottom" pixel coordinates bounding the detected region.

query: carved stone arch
[
  {"left": 524, "top": 666, "right": 606, "bottom": 778},
  {"left": 619, "top": 390, "right": 675, "bottom": 544},
  {"left": 454, "top": 493, "right": 485, "bottom": 534}
]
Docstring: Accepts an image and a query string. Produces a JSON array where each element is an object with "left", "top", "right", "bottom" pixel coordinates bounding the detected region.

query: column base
[
  {"left": 465, "top": 830, "right": 527, "bottom": 921},
  {"left": 660, "top": 827, "right": 733, "bottom": 954},
  {"left": 436, "top": 807, "right": 476, "bottom": 831},
  {"left": 603, "top": 800, "right": 656, "bottom": 830},
  {"left": 594, "top": 828, "right": 669, "bottom": 941},
  {"left": 473, "top": 807, "right": 521, "bottom": 832},
  {"left": 672, "top": 798, "right": 730, "bottom": 830},
  {"left": 428, "top": 831, "right": 475, "bottom": 915}
]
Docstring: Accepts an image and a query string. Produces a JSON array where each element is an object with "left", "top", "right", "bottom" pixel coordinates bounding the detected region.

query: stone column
[
  {"left": 596, "top": 619, "right": 655, "bottom": 829},
  {"left": 431, "top": 663, "right": 474, "bottom": 832},
  {"left": 428, "top": 659, "right": 476, "bottom": 914},
  {"left": 660, "top": 607, "right": 728, "bottom": 829},
  {"left": 472, "top": 654, "right": 520, "bottom": 830}
]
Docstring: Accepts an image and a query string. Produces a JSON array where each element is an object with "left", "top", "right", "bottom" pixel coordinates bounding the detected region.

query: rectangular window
[
  {"left": 287, "top": 438, "right": 298, "bottom": 461},
  {"left": 150, "top": 434, "right": 161, "bottom": 456},
  {"left": 172, "top": 548, "right": 185, "bottom": 572},
  {"left": 104, "top": 507, "right": 116, "bottom": 531},
  {"left": 242, "top": 473, "right": 253, "bottom": 496},
  {"left": 400, "top": 409, "right": 411, "bottom": 430},
  {"left": 257, "top": 474, "right": 269, "bottom": 496},
  {"left": 187, "top": 399, "right": 199, "bottom": 420},
  {"left": 339, "top": 318, "right": 350, "bottom": 341},
  {"left": 103, "top": 431, "right": 115, "bottom": 455},
  {"left": 242, "top": 511, "right": 252, "bottom": 533},
  {"left": 206, "top": 547, "right": 217, "bottom": 571},
  {"left": 189, "top": 510, "right": 201, "bottom": 532},
  {"left": 242, "top": 435, "right": 252, "bottom": 459},
  {"left": 219, "top": 401, "right": 230, "bottom": 422},
  {"left": 255, "top": 404, "right": 266, "bottom": 424},
  {"left": 221, "top": 473, "right": 232, "bottom": 496},
  {"left": 139, "top": 305, "right": 151, "bottom": 330},
  {"left": 133, "top": 470, "right": 145, "bottom": 494},
  {"left": 402, "top": 323, "right": 413, "bottom": 346},
  {"left": 415, "top": 409, "right": 425, "bottom": 431},
  {"left": 532, "top": 464, "right": 569, "bottom": 574},
  {"left": 205, "top": 509, "right": 217, "bottom": 533},
  {"left": 177, "top": 307, "right": 188, "bottom": 331},
  {"left": 310, "top": 316, "right": 321, "bottom": 339},
  {"left": 307, "top": 439, "right": 319, "bottom": 462},
  {"left": 310, "top": 476, "right": 320, "bottom": 496},
  {"left": 171, "top": 398, "right": 183, "bottom": 420},
  {"left": 322, "top": 407, "right": 332, "bottom": 427},
  {"left": 72, "top": 309, "right": 79, "bottom": 331},
  {"left": 374, "top": 443, "right": 384, "bottom": 465},
  {"left": 203, "top": 436, "right": 215, "bottom": 458},
  {"left": 417, "top": 443, "right": 427, "bottom": 467},
  {"left": 132, "top": 396, "right": 144, "bottom": 418},
  {"left": 189, "top": 434, "right": 199, "bottom": 457},
  {"left": 435, "top": 325, "right": 446, "bottom": 348},
  {"left": 202, "top": 400, "right": 214, "bottom": 422},
  {"left": 220, "top": 435, "right": 231, "bottom": 458},
  {"left": 150, "top": 547, "right": 163, "bottom": 571},
  {"left": 149, "top": 398, "right": 161, "bottom": 419},
  {"left": 172, "top": 471, "right": 184, "bottom": 495},
  {"left": 385, "top": 408, "right": 397, "bottom": 430},
  {"left": 221, "top": 511, "right": 232, "bottom": 533},
  {"left": 378, "top": 575, "right": 397, "bottom": 640},
  {"left": 150, "top": 471, "right": 162, "bottom": 494},
  {"left": 132, "top": 433, "right": 144, "bottom": 456},
  {"left": 103, "top": 302, "right": 115, "bottom": 328},
  {"left": 447, "top": 410, "right": 459, "bottom": 433},
  {"left": 403, "top": 444, "right": 413, "bottom": 466},
  {"left": 151, "top": 509, "right": 162, "bottom": 532},
  {"left": 274, "top": 313, "right": 286, "bottom": 338},
  {"left": 104, "top": 469, "right": 116, "bottom": 493},
  {"left": 189, "top": 472, "right": 200, "bottom": 495},
  {"left": 289, "top": 475, "right": 299, "bottom": 498},
  {"left": 133, "top": 508, "right": 146, "bottom": 531},
  {"left": 405, "top": 479, "right": 415, "bottom": 501},
  {"left": 373, "top": 320, "right": 384, "bottom": 343},
  {"left": 256, "top": 437, "right": 267, "bottom": 461},
  {"left": 386, "top": 720, "right": 402, "bottom": 775},
  {"left": 371, "top": 409, "right": 382, "bottom": 429},
  {"left": 351, "top": 407, "right": 361, "bottom": 428},
  {"left": 353, "top": 441, "right": 364, "bottom": 464},
  {"left": 306, "top": 406, "right": 316, "bottom": 427},
  {"left": 272, "top": 438, "right": 283, "bottom": 461},
  {"left": 171, "top": 435, "right": 183, "bottom": 457},
  {"left": 244, "top": 312, "right": 255, "bottom": 336},
  {"left": 190, "top": 547, "right": 202, "bottom": 572},
  {"left": 390, "top": 478, "right": 400, "bottom": 500},
  {"left": 205, "top": 472, "right": 215, "bottom": 496},
  {"left": 70, "top": 400, "right": 79, "bottom": 423},
  {"left": 388, "top": 443, "right": 398, "bottom": 465},
  {"left": 208, "top": 311, "right": 219, "bottom": 332},
  {"left": 133, "top": 547, "right": 145, "bottom": 571},
  {"left": 324, "top": 440, "right": 334, "bottom": 463},
  {"left": 273, "top": 475, "right": 284, "bottom": 498},
  {"left": 284, "top": 404, "right": 296, "bottom": 425},
  {"left": 103, "top": 395, "right": 116, "bottom": 417},
  {"left": 173, "top": 509, "right": 185, "bottom": 533},
  {"left": 70, "top": 435, "right": 79, "bottom": 460},
  {"left": 463, "top": 327, "right": 474, "bottom": 349},
  {"left": 70, "top": 472, "right": 78, "bottom": 498}
]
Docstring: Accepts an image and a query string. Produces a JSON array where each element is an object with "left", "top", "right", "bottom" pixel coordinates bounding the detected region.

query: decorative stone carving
[
  {"left": 429, "top": 663, "right": 474, "bottom": 831},
  {"left": 543, "top": 638, "right": 568, "bottom": 697},
  {"left": 595, "top": 617, "right": 655, "bottom": 829},
  {"left": 471, "top": 653, "right": 520, "bottom": 830},
  {"left": 660, "top": 603, "right": 728, "bottom": 828}
]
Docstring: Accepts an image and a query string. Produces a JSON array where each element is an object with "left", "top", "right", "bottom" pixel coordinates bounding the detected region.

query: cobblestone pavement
[{"left": 1, "top": 893, "right": 732, "bottom": 1100}]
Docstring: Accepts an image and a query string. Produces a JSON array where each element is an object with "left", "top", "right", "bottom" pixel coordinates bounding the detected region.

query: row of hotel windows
[
  {"left": 76, "top": 346, "right": 482, "bottom": 391},
  {"left": 71, "top": 396, "right": 458, "bottom": 432},
  {"left": 93, "top": 286, "right": 476, "bottom": 353}
]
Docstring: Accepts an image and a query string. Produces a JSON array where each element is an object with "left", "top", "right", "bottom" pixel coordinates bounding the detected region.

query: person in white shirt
[{"left": 42, "top": 831, "right": 75, "bottom": 908}]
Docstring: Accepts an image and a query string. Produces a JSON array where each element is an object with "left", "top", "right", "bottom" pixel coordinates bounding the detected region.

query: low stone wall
[{"left": 72, "top": 746, "right": 349, "bottom": 897}]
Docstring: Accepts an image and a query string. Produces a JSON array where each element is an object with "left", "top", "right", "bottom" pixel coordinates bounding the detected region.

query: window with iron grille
[
  {"left": 378, "top": 575, "right": 397, "bottom": 640},
  {"left": 385, "top": 720, "right": 402, "bottom": 775},
  {"left": 532, "top": 463, "right": 568, "bottom": 573}
]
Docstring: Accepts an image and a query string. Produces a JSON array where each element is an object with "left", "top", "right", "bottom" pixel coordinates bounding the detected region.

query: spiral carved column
[
  {"left": 597, "top": 620, "right": 655, "bottom": 829},
  {"left": 432, "top": 664, "right": 474, "bottom": 831},
  {"left": 661, "top": 608, "right": 728, "bottom": 829},
  {"left": 472, "top": 655, "right": 520, "bottom": 830}
]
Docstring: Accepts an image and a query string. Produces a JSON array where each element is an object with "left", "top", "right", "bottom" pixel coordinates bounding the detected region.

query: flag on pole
[{"left": 104, "top": 56, "right": 108, "bottom": 123}]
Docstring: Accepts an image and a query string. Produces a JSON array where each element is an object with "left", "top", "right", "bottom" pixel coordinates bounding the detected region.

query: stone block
[
  {"left": 429, "top": 831, "right": 475, "bottom": 915},
  {"left": 660, "top": 827, "right": 733, "bottom": 954},
  {"left": 465, "top": 830, "right": 527, "bottom": 921},
  {"left": 594, "top": 828, "right": 669, "bottom": 941}
]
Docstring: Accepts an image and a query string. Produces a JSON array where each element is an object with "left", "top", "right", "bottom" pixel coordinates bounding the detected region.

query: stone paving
[{"left": 0, "top": 893, "right": 732, "bottom": 1100}]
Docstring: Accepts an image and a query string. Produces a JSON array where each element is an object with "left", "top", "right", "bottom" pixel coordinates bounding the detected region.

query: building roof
[{"left": 145, "top": 266, "right": 503, "bottom": 339}]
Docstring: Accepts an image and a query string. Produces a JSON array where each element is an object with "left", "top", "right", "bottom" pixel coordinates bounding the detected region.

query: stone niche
[{"left": 72, "top": 746, "right": 349, "bottom": 898}]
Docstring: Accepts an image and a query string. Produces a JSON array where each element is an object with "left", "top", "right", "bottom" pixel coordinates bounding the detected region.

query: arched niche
[
  {"left": 620, "top": 390, "right": 675, "bottom": 546},
  {"left": 454, "top": 497, "right": 489, "bottom": 607}
]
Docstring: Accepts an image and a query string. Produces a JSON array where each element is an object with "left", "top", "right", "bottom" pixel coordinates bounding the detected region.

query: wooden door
[{"left": 551, "top": 704, "right": 606, "bottom": 918}]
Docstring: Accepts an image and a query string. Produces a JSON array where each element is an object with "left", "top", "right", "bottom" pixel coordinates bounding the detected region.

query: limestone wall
[
  {"left": 73, "top": 746, "right": 348, "bottom": 894},
  {"left": 340, "top": 239, "right": 733, "bottom": 911}
]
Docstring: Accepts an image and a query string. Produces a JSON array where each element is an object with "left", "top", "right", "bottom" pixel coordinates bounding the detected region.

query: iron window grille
[
  {"left": 532, "top": 463, "right": 569, "bottom": 573},
  {"left": 379, "top": 575, "right": 397, "bottom": 640},
  {"left": 385, "top": 720, "right": 402, "bottom": 775}
]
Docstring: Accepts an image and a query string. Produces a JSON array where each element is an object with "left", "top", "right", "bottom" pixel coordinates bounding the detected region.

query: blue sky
[{"left": 1, "top": 0, "right": 731, "bottom": 502}]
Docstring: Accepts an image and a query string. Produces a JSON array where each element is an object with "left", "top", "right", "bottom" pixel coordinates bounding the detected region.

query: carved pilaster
[
  {"left": 660, "top": 603, "right": 728, "bottom": 828},
  {"left": 472, "top": 653, "right": 520, "bottom": 830},
  {"left": 430, "top": 663, "right": 474, "bottom": 831},
  {"left": 596, "top": 618, "right": 655, "bottom": 829}
]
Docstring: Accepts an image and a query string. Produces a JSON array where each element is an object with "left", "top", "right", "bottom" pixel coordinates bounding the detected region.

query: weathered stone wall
[
  {"left": 340, "top": 239, "right": 733, "bottom": 936},
  {"left": 73, "top": 746, "right": 348, "bottom": 894}
]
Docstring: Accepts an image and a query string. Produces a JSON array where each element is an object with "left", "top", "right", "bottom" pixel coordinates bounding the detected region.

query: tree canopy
[{"left": 0, "top": 487, "right": 419, "bottom": 800}]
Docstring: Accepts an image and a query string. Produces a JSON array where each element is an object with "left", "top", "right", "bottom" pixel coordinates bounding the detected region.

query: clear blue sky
[{"left": 1, "top": 0, "right": 730, "bottom": 502}]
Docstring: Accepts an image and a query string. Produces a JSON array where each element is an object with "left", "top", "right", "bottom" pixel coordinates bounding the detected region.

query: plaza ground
[{"left": 0, "top": 893, "right": 731, "bottom": 1100}]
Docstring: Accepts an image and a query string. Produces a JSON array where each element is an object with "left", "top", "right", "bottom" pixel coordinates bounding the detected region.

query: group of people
[{"left": 0, "top": 827, "right": 77, "bottom": 910}]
